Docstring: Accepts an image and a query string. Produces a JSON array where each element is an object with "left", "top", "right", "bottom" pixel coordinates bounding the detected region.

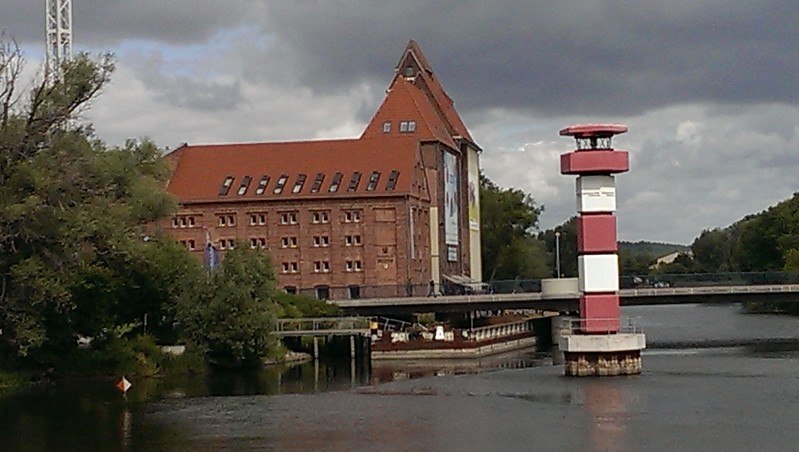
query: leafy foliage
[
  {"left": 175, "top": 247, "right": 279, "bottom": 368},
  {"left": 479, "top": 174, "right": 550, "bottom": 280},
  {"left": 539, "top": 217, "right": 578, "bottom": 278}
]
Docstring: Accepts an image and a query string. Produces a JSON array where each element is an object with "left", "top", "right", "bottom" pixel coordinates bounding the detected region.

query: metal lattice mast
[{"left": 45, "top": 0, "right": 73, "bottom": 75}]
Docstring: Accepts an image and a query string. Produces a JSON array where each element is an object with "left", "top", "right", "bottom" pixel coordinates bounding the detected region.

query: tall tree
[
  {"left": 176, "top": 246, "right": 280, "bottom": 368},
  {"left": 0, "top": 44, "right": 184, "bottom": 363},
  {"left": 479, "top": 174, "right": 549, "bottom": 280}
]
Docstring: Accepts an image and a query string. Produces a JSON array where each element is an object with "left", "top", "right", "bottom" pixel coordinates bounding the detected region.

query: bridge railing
[
  {"left": 275, "top": 317, "right": 369, "bottom": 333},
  {"left": 280, "top": 272, "right": 799, "bottom": 301},
  {"left": 620, "top": 272, "right": 799, "bottom": 289},
  {"left": 562, "top": 317, "right": 643, "bottom": 335}
]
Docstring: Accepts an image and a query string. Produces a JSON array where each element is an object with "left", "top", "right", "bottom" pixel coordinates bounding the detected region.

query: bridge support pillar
[
  {"left": 558, "top": 124, "right": 645, "bottom": 377},
  {"left": 559, "top": 333, "right": 645, "bottom": 376}
]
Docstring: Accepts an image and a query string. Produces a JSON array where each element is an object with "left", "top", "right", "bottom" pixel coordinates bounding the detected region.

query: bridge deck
[{"left": 331, "top": 284, "right": 799, "bottom": 315}]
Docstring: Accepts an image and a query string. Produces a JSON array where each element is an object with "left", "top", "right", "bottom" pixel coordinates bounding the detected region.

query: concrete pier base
[{"left": 559, "top": 333, "right": 645, "bottom": 377}]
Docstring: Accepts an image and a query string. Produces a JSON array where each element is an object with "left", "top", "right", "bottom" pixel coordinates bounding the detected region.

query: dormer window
[
  {"left": 292, "top": 174, "right": 307, "bottom": 194},
  {"left": 366, "top": 171, "right": 381, "bottom": 191},
  {"left": 382, "top": 121, "right": 391, "bottom": 133},
  {"left": 310, "top": 173, "right": 325, "bottom": 193},
  {"left": 255, "top": 175, "right": 270, "bottom": 195},
  {"left": 219, "top": 176, "right": 234, "bottom": 195},
  {"left": 386, "top": 170, "right": 400, "bottom": 191},
  {"left": 273, "top": 174, "right": 288, "bottom": 194},
  {"left": 347, "top": 172, "right": 362, "bottom": 192},
  {"left": 329, "top": 172, "right": 343, "bottom": 193},
  {"left": 237, "top": 176, "right": 252, "bottom": 195}
]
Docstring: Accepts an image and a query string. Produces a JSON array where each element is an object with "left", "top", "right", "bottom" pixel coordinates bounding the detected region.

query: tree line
[{"left": 479, "top": 173, "right": 799, "bottom": 281}]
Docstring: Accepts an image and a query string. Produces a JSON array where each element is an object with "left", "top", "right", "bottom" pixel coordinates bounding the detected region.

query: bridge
[{"left": 330, "top": 281, "right": 799, "bottom": 315}]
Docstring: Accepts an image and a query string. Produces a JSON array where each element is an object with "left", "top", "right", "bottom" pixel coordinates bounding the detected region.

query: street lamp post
[{"left": 555, "top": 231, "right": 561, "bottom": 278}]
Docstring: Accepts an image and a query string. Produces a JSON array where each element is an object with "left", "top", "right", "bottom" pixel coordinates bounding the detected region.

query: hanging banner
[{"left": 444, "top": 151, "right": 459, "bottom": 246}]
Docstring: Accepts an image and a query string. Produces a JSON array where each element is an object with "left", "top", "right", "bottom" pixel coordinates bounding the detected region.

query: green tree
[
  {"left": 0, "top": 44, "right": 184, "bottom": 365},
  {"left": 479, "top": 174, "right": 549, "bottom": 280},
  {"left": 691, "top": 228, "right": 732, "bottom": 272},
  {"left": 176, "top": 246, "right": 280, "bottom": 368},
  {"left": 539, "top": 217, "right": 578, "bottom": 278},
  {"left": 619, "top": 249, "right": 655, "bottom": 276}
]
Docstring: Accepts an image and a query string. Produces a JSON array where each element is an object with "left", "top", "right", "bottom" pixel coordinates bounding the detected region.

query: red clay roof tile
[{"left": 167, "top": 137, "right": 419, "bottom": 202}]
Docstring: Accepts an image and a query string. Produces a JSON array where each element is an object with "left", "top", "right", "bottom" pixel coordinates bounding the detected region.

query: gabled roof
[
  {"left": 166, "top": 137, "right": 419, "bottom": 203},
  {"left": 360, "top": 78, "right": 457, "bottom": 148},
  {"left": 362, "top": 40, "right": 474, "bottom": 146}
]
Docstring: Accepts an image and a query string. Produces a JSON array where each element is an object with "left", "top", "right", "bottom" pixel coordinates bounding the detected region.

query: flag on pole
[{"left": 204, "top": 231, "right": 219, "bottom": 271}]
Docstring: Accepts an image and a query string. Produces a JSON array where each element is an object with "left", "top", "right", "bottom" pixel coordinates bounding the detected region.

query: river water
[{"left": 2, "top": 303, "right": 799, "bottom": 451}]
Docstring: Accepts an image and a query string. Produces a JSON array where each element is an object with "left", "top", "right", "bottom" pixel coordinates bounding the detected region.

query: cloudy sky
[{"left": 3, "top": 1, "right": 799, "bottom": 244}]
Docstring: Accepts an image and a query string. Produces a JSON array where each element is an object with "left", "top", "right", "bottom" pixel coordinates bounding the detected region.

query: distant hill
[{"left": 619, "top": 241, "right": 690, "bottom": 259}]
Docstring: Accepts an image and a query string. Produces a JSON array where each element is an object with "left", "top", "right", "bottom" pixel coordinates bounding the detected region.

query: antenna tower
[{"left": 45, "top": 0, "right": 73, "bottom": 75}]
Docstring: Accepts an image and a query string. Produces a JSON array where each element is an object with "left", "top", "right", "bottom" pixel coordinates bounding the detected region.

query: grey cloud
[
  {"left": 261, "top": 1, "right": 799, "bottom": 116},
  {"left": 0, "top": 1, "right": 255, "bottom": 48}
]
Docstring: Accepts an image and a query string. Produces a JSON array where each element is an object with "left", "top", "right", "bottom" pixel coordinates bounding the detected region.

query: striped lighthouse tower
[{"left": 558, "top": 124, "right": 645, "bottom": 376}]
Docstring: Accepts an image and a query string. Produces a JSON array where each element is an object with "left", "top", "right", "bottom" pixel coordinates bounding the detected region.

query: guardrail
[
  {"left": 562, "top": 317, "right": 644, "bottom": 335},
  {"left": 275, "top": 317, "right": 369, "bottom": 334},
  {"left": 285, "top": 272, "right": 799, "bottom": 301}
]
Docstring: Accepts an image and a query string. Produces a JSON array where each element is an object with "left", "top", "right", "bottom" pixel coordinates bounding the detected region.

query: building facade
[{"left": 160, "top": 41, "right": 482, "bottom": 299}]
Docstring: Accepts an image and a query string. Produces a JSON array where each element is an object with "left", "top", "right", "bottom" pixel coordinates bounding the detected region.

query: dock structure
[{"left": 274, "top": 317, "right": 371, "bottom": 360}]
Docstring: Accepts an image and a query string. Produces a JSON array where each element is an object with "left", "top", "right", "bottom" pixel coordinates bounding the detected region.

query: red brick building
[{"left": 160, "top": 41, "right": 483, "bottom": 299}]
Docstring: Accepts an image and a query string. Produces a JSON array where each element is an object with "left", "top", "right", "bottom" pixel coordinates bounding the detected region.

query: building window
[
  {"left": 386, "top": 170, "right": 400, "bottom": 191},
  {"left": 313, "top": 261, "right": 330, "bottom": 273},
  {"left": 366, "top": 171, "right": 381, "bottom": 191},
  {"left": 329, "top": 172, "right": 343, "bottom": 192},
  {"left": 280, "top": 212, "right": 298, "bottom": 225},
  {"left": 274, "top": 174, "right": 288, "bottom": 194},
  {"left": 249, "top": 213, "right": 266, "bottom": 226},
  {"left": 237, "top": 176, "right": 252, "bottom": 195},
  {"left": 343, "top": 210, "right": 362, "bottom": 223},
  {"left": 180, "top": 240, "right": 197, "bottom": 251},
  {"left": 219, "top": 176, "right": 235, "bottom": 195},
  {"left": 348, "top": 285, "right": 361, "bottom": 299},
  {"left": 217, "top": 214, "right": 236, "bottom": 227},
  {"left": 173, "top": 216, "right": 196, "bottom": 228},
  {"left": 280, "top": 236, "right": 298, "bottom": 248},
  {"left": 345, "top": 260, "right": 363, "bottom": 272},
  {"left": 254, "top": 175, "right": 270, "bottom": 195},
  {"left": 284, "top": 286, "right": 297, "bottom": 295},
  {"left": 310, "top": 173, "right": 325, "bottom": 193},
  {"left": 249, "top": 237, "right": 266, "bottom": 249},
  {"left": 292, "top": 174, "right": 307, "bottom": 194},
  {"left": 313, "top": 235, "right": 330, "bottom": 247},
  {"left": 399, "top": 120, "right": 416, "bottom": 133},
  {"left": 315, "top": 286, "right": 330, "bottom": 300},
  {"left": 219, "top": 239, "right": 235, "bottom": 250},
  {"left": 347, "top": 172, "right": 362, "bottom": 192},
  {"left": 281, "top": 263, "right": 299, "bottom": 274},
  {"left": 312, "top": 210, "right": 330, "bottom": 224},
  {"left": 382, "top": 121, "right": 391, "bottom": 133},
  {"left": 344, "top": 234, "right": 362, "bottom": 246}
]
